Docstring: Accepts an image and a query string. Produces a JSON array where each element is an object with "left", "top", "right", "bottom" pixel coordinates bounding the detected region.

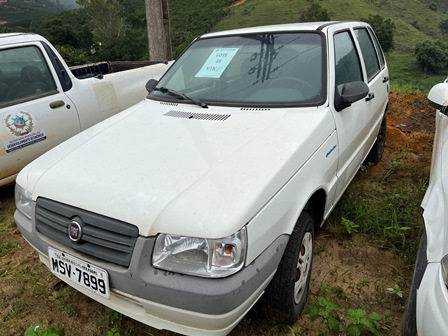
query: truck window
[
  {"left": 0, "top": 46, "right": 57, "bottom": 106},
  {"left": 354, "top": 28, "right": 381, "bottom": 82},
  {"left": 334, "top": 31, "right": 363, "bottom": 87}
]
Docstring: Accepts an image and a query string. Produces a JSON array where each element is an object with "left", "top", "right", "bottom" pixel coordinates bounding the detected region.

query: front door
[{"left": 0, "top": 44, "right": 80, "bottom": 184}]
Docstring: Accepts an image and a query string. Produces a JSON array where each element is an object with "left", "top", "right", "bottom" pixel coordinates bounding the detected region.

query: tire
[
  {"left": 402, "top": 231, "right": 427, "bottom": 336},
  {"left": 261, "top": 211, "right": 315, "bottom": 324},
  {"left": 367, "top": 113, "right": 387, "bottom": 164}
]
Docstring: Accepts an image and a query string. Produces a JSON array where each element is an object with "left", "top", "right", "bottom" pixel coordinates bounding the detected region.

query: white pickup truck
[
  {"left": 15, "top": 22, "right": 389, "bottom": 335},
  {"left": 0, "top": 33, "right": 171, "bottom": 186}
]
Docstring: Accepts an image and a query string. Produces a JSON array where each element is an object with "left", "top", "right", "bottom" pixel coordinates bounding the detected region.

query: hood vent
[
  {"left": 165, "top": 110, "right": 230, "bottom": 121},
  {"left": 241, "top": 107, "right": 271, "bottom": 111},
  {"left": 160, "top": 102, "right": 179, "bottom": 106}
]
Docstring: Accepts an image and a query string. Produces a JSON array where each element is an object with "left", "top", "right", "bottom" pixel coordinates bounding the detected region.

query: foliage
[
  {"left": 415, "top": 39, "right": 448, "bottom": 74},
  {"left": 428, "top": 1, "right": 438, "bottom": 12},
  {"left": 299, "top": 3, "right": 330, "bottom": 22},
  {"left": 362, "top": 14, "right": 395, "bottom": 52},
  {"left": 440, "top": 18, "right": 448, "bottom": 35},
  {"left": 75, "top": 0, "right": 148, "bottom": 62},
  {"left": 387, "top": 284, "right": 403, "bottom": 298},
  {"left": 30, "top": 9, "right": 93, "bottom": 65},
  {"left": 0, "top": 0, "right": 61, "bottom": 28},
  {"left": 305, "top": 296, "right": 341, "bottom": 333},
  {"left": 342, "top": 217, "right": 359, "bottom": 235},
  {"left": 304, "top": 296, "right": 382, "bottom": 335},
  {"left": 326, "top": 149, "right": 429, "bottom": 261},
  {"left": 24, "top": 324, "right": 64, "bottom": 336},
  {"left": 169, "top": 0, "right": 235, "bottom": 57}
]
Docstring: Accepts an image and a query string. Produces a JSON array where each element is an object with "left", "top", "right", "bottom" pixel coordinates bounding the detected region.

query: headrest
[{"left": 21, "top": 65, "right": 43, "bottom": 82}]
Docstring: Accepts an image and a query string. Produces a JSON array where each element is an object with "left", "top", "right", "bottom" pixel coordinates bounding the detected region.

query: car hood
[
  {"left": 422, "top": 110, "right": 448, "bottom": 261},
  {"left": 20, "top": 99, "right": 335, "bottom": 238}
]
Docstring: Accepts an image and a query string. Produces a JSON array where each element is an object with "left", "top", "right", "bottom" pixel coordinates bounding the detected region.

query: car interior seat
[{"left": 7, "top": 65, "right": 50, "bottom": 101}]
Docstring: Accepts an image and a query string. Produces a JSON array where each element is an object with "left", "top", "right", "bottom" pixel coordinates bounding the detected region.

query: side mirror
[
  {"left": 145, "top": 79, "right": 158, "bottom": 93},
  {"left": 334, "top": 81, "right": 369, "bottom": 112},
  {"left": 428, "top": 79, "right": 448, "bottom": 113}
]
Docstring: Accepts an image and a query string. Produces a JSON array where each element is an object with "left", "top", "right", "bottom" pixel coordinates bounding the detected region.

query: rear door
[
  {"left": 0, "top": 43, "right": 80, "bottom": 185},
  {"left": 353, "top": 26, "right": 389, "bottom": 126}
]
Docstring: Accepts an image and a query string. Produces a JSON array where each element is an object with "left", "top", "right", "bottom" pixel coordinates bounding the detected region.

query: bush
[
  {"left": 362, "top": 14, "right": 395, "bottom": 52},
  {"left": 299, "top": 3, "right": 330, "bottom": 22},
  {"left": 440, "top": 18, "right": 448, "bottom": 35},
  {"left": 415, "top": 40, "right": 448, "bottom": 74}
]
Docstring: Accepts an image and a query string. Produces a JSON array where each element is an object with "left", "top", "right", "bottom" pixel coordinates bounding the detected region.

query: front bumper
[
  {"left": 417, "top": 262, "right": 448, "bottom": 335},
  {"left": 15, "top": 208, "right": 288, "bottom": 335}
]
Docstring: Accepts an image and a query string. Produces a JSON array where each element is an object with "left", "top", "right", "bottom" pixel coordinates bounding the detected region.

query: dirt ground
[{"left": 0, "top": 92, "right": 435, "bottom": 335}]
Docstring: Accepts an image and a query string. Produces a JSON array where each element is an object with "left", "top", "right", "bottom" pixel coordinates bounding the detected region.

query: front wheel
[{"left": 261, "top": 211, "right": 315, "bottom": 324}]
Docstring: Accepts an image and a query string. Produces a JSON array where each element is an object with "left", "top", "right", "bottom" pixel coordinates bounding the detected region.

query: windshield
[{"left": 150, "top": 32, "right": 326, "bottom": 107}]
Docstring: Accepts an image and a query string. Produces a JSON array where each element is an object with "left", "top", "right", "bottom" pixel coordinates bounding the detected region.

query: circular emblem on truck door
[{"left": 68, "top": 219, "right": 83, "bottom": 242}]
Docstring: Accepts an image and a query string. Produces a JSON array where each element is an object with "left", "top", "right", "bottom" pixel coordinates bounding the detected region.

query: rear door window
[{"left": 354, "top": 28, "right": 381, "bottom": 82}]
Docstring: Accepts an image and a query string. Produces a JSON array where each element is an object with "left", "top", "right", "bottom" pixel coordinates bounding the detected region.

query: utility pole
[{"left": 145, "top": 0, "right": 173, "bottom": 61}]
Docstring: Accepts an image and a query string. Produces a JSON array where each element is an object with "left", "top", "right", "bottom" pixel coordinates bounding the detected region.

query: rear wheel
[
  {"left": 261, "top": 211, "right": 314, "bottom": 324},
  {"left": 367, "top": 113, "right": 387, "bottom": 164}
]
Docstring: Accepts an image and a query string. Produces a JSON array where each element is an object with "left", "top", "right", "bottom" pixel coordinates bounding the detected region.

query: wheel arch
[{"left": 303, "top": 188, "right": 327, "bottom": 229}]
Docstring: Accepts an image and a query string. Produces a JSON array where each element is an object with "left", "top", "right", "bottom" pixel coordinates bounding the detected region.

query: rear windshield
[{"left": 150, "top": 32, "right": 326, "bottom": 107}]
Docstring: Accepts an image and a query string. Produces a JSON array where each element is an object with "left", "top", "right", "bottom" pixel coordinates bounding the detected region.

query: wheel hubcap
[{"left": 294, "top": 231, "right": 313, "bottom": 304}]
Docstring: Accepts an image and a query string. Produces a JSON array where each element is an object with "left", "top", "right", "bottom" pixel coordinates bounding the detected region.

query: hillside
[
  {"left": 215, "top": 0, "right": 448, "bottom": 91},
  {"left": 0, "top": 0, "right": 62, "bottom": 26},
  {"left": 0, "top": 0, "right": 447, "bottom": 91}
]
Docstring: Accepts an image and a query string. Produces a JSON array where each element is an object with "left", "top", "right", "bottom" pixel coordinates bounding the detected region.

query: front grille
[{"left": 36, "top": 198, "right": 139, "bottom": 267}]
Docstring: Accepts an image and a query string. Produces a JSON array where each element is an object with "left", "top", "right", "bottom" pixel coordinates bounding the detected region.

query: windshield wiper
[{"left": 154, "top": 87, "right": 208, "bottom": 108}]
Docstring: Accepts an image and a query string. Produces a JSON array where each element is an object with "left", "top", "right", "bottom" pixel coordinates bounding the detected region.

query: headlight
[
  {"left": 15, "top": 183, "right": 33, "bottom": 219},
  {"left": 153, "top": 227, "right": 246, "bottom": 278}
]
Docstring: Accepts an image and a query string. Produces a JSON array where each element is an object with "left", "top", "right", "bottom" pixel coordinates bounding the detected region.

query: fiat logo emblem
[{"left": 69, "top": 220, "right": 83, "bottom": 242}]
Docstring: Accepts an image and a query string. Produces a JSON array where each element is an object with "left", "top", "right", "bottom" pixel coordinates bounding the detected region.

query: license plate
[{"left": 48, "top": 247, "right": 110, "bottom": 298}]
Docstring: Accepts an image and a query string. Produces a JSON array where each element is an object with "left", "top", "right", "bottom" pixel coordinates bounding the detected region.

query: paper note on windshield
[{"left": 195, "top": 48, "right": 239, "bottom": 78}]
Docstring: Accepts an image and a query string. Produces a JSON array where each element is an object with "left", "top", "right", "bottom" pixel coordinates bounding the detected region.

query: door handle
[
  {"left": 365, "top": 93, "right": 375, "bottom": 102},
  {"left": 49, "top": 100, "right": 65, "bottom": 109},
  {"left": 382, "top": 76, "right": 389, "bottom": 83}
]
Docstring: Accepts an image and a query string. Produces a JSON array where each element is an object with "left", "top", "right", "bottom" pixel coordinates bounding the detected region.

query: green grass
[
  {"left": 387, "top": 51, "right": 447, "bottom": 93},
  {"left": 326, "top": 156, "right": 429, "bottom": 262}
]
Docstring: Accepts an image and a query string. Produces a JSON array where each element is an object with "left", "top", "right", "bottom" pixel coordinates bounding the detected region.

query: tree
[
  {"left": 415, "top": 40, "right": 448, "bottom": 74},
  {"left": 440, "top": 18, "right": 448, "bottom": 35},
  {"left": 145, "top": 0, "right": 172, "bottom": 60},
  {"left": 299, "top": 3, "right": 330, "bottom": 22},
  {"left": 362, "top": 14, "right": 395, "bottom": 52},
  {"left": 76, "top": 0, "right": 148, "bottom": 61}
]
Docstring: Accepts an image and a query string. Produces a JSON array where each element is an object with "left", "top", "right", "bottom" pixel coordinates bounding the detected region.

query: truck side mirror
[
  {"left": 334, "top": 81, "right": 369, "bottom": 112},
  {"left": 146, "top": 79, "right": 158, "bottom": 93},
  {"left": 428, "top": 79, "right": 448, "bottom": 114}
]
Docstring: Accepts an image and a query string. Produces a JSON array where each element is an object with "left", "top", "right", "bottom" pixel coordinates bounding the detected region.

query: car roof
[
  {"left": 201, "top": 21, "right": 367, "bottom": 38},
  {"left": 0, "top": 33, "right": 47, "bottom": 48}
]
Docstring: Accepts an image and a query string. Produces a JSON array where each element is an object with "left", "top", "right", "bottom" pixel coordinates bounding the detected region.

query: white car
[
  {"left": 402, "top": 79, "right": 448, "bottom": 335},
  {"left": 15, "top": 21, "right": 389, "bottom": 335}
]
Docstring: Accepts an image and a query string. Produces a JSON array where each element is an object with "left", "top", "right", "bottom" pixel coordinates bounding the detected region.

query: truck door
[
  {"left": 329, "top": 27, "right": 385, "bottom": 200},
  {"left": 0, "top": 44, "right": 80, "bottom": 184}
]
